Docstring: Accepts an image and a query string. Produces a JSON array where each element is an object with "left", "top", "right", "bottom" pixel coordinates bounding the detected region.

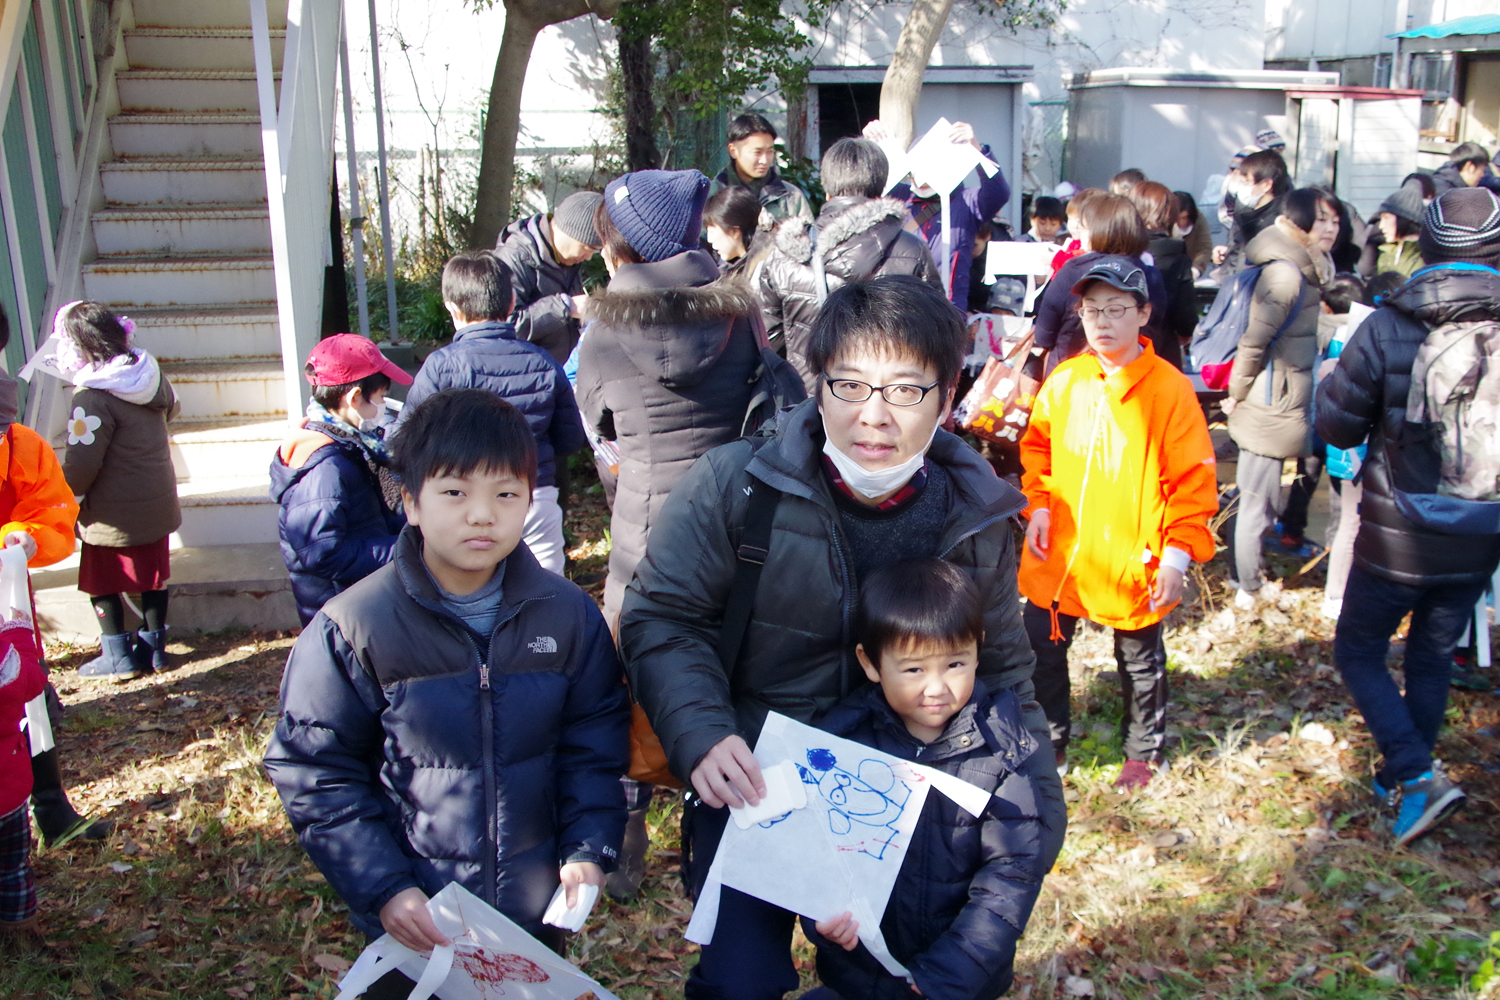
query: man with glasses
[
  {"left": 1018, "top": 257, "right": 1218, "bottom": 791},
  {"left": 619, "top": 275, "right": 1065, "bottom": 1000}
]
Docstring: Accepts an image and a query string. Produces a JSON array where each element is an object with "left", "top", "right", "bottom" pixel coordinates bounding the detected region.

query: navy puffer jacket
[
  {"left": 802, "top": 685, "right": 1050, "bottom": 1000},
  {"left": 269, "top": 430, "right": 403, "bottom": 626},
  {"left": 263, "top": 528, "right": 630, "bottom": 939},
  {"left": 1317, "top": 264, "right": 1500, "bottom": 585},
  {"left": 395, "top": 320, "right": 587, "bottom": 490}
]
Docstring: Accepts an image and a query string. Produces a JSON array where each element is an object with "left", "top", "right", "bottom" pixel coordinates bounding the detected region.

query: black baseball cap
[{"left": 1071, "top": 255, "right": 1149, "bottom": 302}]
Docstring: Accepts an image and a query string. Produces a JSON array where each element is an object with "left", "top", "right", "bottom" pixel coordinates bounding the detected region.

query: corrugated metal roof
[{"left": 1393, "top": 14, "right": 1500, "bottom": 39}]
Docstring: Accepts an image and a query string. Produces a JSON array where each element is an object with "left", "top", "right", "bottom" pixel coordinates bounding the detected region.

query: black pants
[
  {"left": 1023, "top": 601, "right": 1168, "bottom": 762},
  {"left": 1280, "top": 454, "right": 1324, "bottom": 541}
]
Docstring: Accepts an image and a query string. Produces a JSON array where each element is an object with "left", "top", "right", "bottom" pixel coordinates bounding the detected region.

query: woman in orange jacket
[{"left": 1018, "top": 257, "right": 1219, "bottom": 791}]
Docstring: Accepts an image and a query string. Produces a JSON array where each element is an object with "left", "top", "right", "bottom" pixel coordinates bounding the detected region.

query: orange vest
[{"left": 1019, "top": 340, "right": 1218, "bottom": 631}]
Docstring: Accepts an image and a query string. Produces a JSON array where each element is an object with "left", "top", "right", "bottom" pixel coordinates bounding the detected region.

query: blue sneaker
[
  {"left": 1372, "top": 776, "right": 1396, "bottom": 809},
  {"left": 1392, "top": 771, "right": 1466, "bottom": 847}
]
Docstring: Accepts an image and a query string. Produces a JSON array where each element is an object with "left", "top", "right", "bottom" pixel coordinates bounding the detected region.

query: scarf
[{"left": 305, "top": 399, "right": 403, "bottom": 515}]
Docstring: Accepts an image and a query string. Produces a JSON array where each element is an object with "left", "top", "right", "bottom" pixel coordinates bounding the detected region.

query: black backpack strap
[{"left": 716, "top": 479, "right": 782, "bottom": 681}]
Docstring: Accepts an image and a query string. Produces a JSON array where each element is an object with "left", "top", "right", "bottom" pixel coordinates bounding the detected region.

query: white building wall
[{"left": 1265, "top": 0, "right": 1500, "bottom": 61}]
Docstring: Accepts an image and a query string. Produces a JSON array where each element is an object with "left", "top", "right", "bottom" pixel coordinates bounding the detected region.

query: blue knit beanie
[{"left": 604, "top": 169, "right": 710, "bottom": 263}]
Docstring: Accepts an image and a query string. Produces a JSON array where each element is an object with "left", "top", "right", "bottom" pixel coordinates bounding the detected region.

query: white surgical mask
[
  {"left": 358, "top": 415, "right": 381, "bottom": 434},
  {"left": 1172, "top": 223, "right": 1191, "bottom": 239},
  {"left": 820, "top": 419, "right": 939, "bottom": 500}
]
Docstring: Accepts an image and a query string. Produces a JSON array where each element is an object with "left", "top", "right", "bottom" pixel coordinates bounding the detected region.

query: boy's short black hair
[
  {"left": 807, "top": 276, "right": 967, "bottom": 390},
  {"left": 1030, "top": 196, "right": 1065, "bottom": 221},
  {"left": 1366, "top": 270, "right": 1407, "bottom": 305},
  {"left": 1321, "top": 273, "right": 1367, "bottom": 315},
  {"left": 393, "top": 388, "right": 537, "bottom": 496},
  {"left": 728, "top": 112, "right": 777, "bottom": 144},
  {"left": 308, "top": 370, "right": 393, "bottom": 412},
  {"left": 1237, "top": 149, "right": 1290, "bottom": 196},
  {"left": 1449, "top": 142, "right": 1491, "bottom": 169},
  {"left": 857, "top": 558, "right": 983, "bottom": 666},
  {"left": 442, "top": 251, "right": 514, "bottom": 321}
]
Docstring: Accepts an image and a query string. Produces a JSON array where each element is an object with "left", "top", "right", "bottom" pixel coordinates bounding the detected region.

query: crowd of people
[{"left": 1, "top": 110, "right": 1497, "bottom": 1000}]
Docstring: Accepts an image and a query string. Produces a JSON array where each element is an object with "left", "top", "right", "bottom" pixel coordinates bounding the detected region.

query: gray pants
[{"left": 1234, "top": 450, "right": 1284, "bottom": 593}]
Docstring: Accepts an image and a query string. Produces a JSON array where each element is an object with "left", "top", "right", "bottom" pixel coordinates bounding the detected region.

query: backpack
[
  {"left": 740, "top": 346, "right": 808, "bottom": 438},
  {"left": 1391, "top": 318, "right": 1500, "bottom": 534},
  {"left": 1189, "top": 262, "right": 1303, "bottom": 392}
]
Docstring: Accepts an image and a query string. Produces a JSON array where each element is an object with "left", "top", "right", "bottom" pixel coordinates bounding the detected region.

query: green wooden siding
[
  {"left": 4, "top": 85, "right": 48, "bottom": 339},
  {"left": 22, "top": 18, "right": 63, "bottom": 239},
  {"left": 53, "top": 0, "right": 82, "bottom": 143}
]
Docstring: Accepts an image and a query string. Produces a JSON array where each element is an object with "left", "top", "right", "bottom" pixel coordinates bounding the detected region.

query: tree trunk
[
  {"left": 879, "top": 0, "right": 955, "bottom": 152},
  {"left": 472, "top": 10, "right": 542, "bottom": 248},
  {"left": 618, "top": 24, "right": 660, "bottom": 171}
]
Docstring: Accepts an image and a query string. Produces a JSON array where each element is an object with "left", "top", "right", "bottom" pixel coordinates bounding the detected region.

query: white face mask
[
  {"left": 358, "top": 415, "right": 381, "bottom": 434},
  {"left": 820, "top": 418, "right": 938, "bottom": 499},
  {"left": 1172, "top": 223, "right": 1191, "bottom": 239}
]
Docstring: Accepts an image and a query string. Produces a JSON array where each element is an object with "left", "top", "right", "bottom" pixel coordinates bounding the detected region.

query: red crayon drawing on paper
[{"left": 454, "top": 946, "right": 549, "bottom": 997}]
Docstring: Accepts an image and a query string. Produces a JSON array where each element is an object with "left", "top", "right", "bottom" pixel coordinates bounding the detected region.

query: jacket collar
[
  {"left": 391, "top": 524, "right": 559, "bottom": 626},
  {"left": 847, "top": 684, "right": 1039, "bottom": 765},
  {"left": 747, "top": 398, "right": 1027, "bottom": 525},
  {"left": 453, "top": 319, "right": 519, "bottom": 343},
  {"left": 1075, "top": 337, "right": 1159, "bottom": 400},
  {"left": 1387, "top": 262, "right": 1500, "bottom": 325},
  {"left": 527, "top": 214, "right": 562, "bottom": 268},
  {"left": 716, "top": 166, "right": 789, "bottom": 200}
]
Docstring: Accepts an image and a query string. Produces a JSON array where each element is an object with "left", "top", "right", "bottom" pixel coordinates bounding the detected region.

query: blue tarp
[{"left": 1393, "top": 14, "right": 1500, "bottom": 39}]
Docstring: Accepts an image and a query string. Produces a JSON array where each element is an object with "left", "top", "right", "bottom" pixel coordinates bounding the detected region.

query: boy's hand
[
  {"left": 815, "top": 912, "right": 860, "bottom": 951},
  {"left": 1024, "top": 510, "right": 1050, "bottom": 561},
  {"left": 559, "top": 861, "right": 603, "bottom": 908},
  {"left": 1151, "top": 566, "right": 1184, "bottom": 610},
  {"left": 1212, "top": 245, "right": 1228, "bottom": 264},
  {"left": 691, "top": 735, "right": 765, "bottom": 809},
  {"left": 379, "top": 888, "right": 451, "bottom": 953},
  {"left": 3, "top": 531, "right": 36, "bottom": 560}
]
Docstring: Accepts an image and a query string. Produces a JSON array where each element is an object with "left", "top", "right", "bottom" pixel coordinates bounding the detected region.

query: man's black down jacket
[
  {"left": 801, "top": 685, "right": 1051, "bottom": 1000},
  {"left": 1316, "top": 264, "right": 1500, "bottom": 585},
  {"left": 263, "top": 528, "right": 630, "bottom": 939},
  {"left": 494, "top": 214, "right": 585, "bottom": 363}
]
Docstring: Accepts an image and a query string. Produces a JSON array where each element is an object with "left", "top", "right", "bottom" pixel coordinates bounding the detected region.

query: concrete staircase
[{"left": 35, "top": 0, "right": 301, "bottom": 640}]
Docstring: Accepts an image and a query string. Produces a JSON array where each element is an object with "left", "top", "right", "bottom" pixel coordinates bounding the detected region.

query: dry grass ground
[{"left": 3, "top": 463, "right": 1497, "bottom": 999}]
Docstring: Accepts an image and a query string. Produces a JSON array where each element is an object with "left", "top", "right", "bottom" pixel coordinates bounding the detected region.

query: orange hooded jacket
[
  {"left": 0, "top": 423, "right": 81, "bottom": 568},
  {"left": 1019, "top": 338, "right": 1218, "bottom": 632}
]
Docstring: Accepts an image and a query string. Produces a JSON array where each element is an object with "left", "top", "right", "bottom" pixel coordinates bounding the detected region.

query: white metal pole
[
  {"left": 338, "top": 8, "right": 370, "bottom": 340},
  {"left": 366, "top": 0, "right": 398, "bottom": 341}
]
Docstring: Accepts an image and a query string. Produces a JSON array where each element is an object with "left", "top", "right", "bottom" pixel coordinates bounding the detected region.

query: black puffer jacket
[
  {"left": 494, "top": 214, "right": 586, "bottom": 363},
  {"left": 576, "top": 250, "right": 762, "bottom": 624},
  {"left": 618, "top": 398, "right": 1040, "bottom": 781},
  {"left": 263, "top": 529, "right": 629, "bottom": 939},
  {"left": 1146, "top": 234, "right": 1196, "bottom": 368},
  {"left": 802, "top": 685, "right": 1049, "bottom": 1000},
  {"left": 1317, "top": 264, "right": 1500, "bottom": 585},
  {"left": 759, "top": 197, "right": 941, "bottom": 390}
]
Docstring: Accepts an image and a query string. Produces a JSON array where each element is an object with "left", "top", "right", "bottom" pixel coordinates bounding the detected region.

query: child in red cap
[{"left": 270, "top": 334, "right": 413, "bottom": 625}]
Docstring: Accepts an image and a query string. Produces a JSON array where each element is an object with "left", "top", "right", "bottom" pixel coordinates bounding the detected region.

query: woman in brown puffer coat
[{"left": 1224, "top": 188, "right": 1340, "bottom": 606}]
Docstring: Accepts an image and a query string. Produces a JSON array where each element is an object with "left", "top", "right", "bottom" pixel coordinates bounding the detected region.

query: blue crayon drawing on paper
[{"left": 796, "top": 748, "right": 915, "bottom": 860}]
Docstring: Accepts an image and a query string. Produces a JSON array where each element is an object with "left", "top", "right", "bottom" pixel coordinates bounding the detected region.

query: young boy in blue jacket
[
  {"left": 395, "top": 250, "right": 587, "bottom": 575},
  {"left": 271, "top": 334, "right": 412, "bottom": 626},
  {"left": 806, "top": 558, "right": 1049, "bottom": 1000},
  {"left": 264, "top": 389, "right": 629, "bottom": 974}
]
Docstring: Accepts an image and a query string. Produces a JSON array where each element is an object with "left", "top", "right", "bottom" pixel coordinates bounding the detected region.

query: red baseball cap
[{"left": 305, "top": 333, "right": 413, "bottom": 386}]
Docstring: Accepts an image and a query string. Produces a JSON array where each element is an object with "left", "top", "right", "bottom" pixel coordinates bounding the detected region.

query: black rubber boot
[
  {"left": 30, "top": 747, "right": 111, "bottom": 848},
  {"left": 605, "top": 806, "right": 650, "bottom": 901}
]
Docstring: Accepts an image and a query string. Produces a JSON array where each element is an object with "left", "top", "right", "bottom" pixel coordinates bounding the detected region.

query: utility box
[
  {"left": 1065, "top": 68, "right": 1338, "bottom": 197},
  {"left": 1285, "top": 87, "right": 1425, "bottom": 219}
]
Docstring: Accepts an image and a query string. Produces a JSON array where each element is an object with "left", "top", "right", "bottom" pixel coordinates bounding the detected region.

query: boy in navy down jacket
[
  {"left": 271, "top": 334, "right": 411, "bottom": 626},
  {"left": 395, "top": 250, "right": 587, "bottom": 575},
  {"left": 264, "top": 389, "right": 629, "bottom": 964},
  {"left": 806, "top": 558, "right": 1049, "bottom": 1000}
]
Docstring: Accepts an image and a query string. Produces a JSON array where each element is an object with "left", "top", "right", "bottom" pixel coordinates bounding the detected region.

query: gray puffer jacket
[
  {"left": 1226, "top": 219, "right": 1328, "bottom": 459},
  {"left": 576, "top": 250, "right": 762, "bottom": 625},
  {"left": 618, "top": 398, "right": 1042, "bottom": 783},
  {"left": 759, "top": 197, "right": 941, "bottom": 390}
]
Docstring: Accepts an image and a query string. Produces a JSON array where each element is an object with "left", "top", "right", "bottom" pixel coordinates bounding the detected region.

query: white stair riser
[
  {"left": 174, "top": 500, "right": 280, "bottom": 547},
  {"left": 173, "top": 375, "right": 285, "bottom": 419},
  {"left": 124, "top": 33, "right": 284, "bottom": 72},
  {"left": 172, "top": 436, "right": 283, "bottom": 481},
  {"left": 101, "top": 164, "right": 267, "bottom": 206},
  {"left": 82, "top": 263, "right": 275, "bottom": 306},
  {"left": 93, "top": 214, "right": 272, "bottom": 255},
  {"left": 133, "top": 317, "right": 279, "bottom": 361},
  {"left": 108, "top": 119, "right": 259, "bottom": 157},
  {"left": 132, "top": 0, "right": 287, "bottom": 30},
  {"left": 118, "top": 76, "right": 261, "bottom": 114}
]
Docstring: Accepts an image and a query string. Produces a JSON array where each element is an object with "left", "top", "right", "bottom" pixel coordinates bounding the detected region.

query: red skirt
[{"left": 77, "top": 538, "right": 171, "bottom": 596}]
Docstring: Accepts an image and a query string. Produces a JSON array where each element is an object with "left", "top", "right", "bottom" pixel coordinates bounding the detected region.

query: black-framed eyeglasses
[
  {"left": 823, "top": 376, "right": 942, "bottom": 407},
  {"left": 1077, "top": 303, "right": 1139, "bottom": 322}
]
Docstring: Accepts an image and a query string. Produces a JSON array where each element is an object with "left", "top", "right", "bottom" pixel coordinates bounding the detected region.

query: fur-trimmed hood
[
  {"left": 589, "top": 249, "right": 759, "bottom": 388},
  {"left": 771, "top": 196, "right": 911, "bottom": 268}
]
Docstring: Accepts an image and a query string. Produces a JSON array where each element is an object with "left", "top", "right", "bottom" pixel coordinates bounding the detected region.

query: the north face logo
[{"left": 527, "top": 636, "right": 558, "bottom": 654}]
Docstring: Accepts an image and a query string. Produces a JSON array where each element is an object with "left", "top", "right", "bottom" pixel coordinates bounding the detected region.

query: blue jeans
[{"left": 1334, "top": 565, "right": 1487, "bottom": 785}]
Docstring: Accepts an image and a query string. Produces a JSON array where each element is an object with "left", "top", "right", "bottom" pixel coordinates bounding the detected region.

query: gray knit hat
[
  {"left": 552, "top": 191, "right": 604, "bottom": 248},
  {"left": 1419, "top": 187, "right": 1500, "bottom": 268},
  {"left": 1379, "top": 178, "right": 1427, "bottom": 225}
]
